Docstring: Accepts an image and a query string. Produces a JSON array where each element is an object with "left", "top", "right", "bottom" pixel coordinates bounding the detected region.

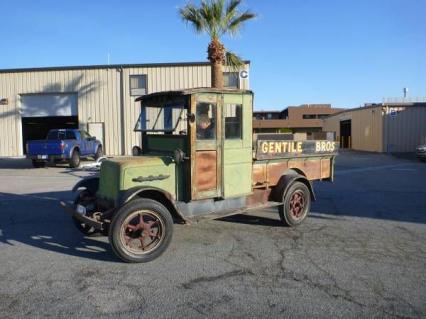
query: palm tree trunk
[{"left": 211, "top": 62, "right": 224, "bottom": 88}]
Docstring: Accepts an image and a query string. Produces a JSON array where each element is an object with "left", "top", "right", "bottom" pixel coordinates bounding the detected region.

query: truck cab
[{"left": 64, "top": 88, "right": 338, "bottom": 263}]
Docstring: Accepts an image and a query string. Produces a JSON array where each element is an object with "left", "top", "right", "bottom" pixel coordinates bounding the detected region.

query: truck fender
[
  {"left": 271, "top": 173, "right": 316, "bottom": 202},
  {"left": 117, "top": 186, "right": 188, "bottom": 224},
  {"left": 72, "top": 177, "right": 99, "bottom": 194}
]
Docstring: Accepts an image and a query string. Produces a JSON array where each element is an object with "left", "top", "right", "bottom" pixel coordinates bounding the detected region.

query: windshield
[{"left": 134, "top": 104, "right": 187, "bottom": 134}]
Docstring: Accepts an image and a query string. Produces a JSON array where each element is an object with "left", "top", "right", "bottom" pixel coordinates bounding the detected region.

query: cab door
[
  {"left": 221, "top": 93, "right": 253, "bottom": 198},
  {"left": 190, "top": 93, "right": 222, "bottom": 200}
]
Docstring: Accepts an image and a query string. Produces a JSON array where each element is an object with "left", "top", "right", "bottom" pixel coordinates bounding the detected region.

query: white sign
[{"left": 239, "top": 70, "right": 249, "bottom": 79}]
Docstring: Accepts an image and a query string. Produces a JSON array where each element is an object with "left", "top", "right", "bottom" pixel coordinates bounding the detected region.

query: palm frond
[
  {"left": 227, "top": 10, "right": 256, "bottom": 35},
  {"left": 225, "top": 50, "right": 244, "bottom": 71},
  {"left": 179, "top": 4, "right": 205, "bottom": 33},
  {"left": 224, "top": 0, "right": 241, "bottom": 26}
]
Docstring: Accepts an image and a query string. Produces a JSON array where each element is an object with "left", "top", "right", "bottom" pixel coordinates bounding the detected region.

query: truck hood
[{"left": 97, "top": 156, "right": 176, "bottom": 202}]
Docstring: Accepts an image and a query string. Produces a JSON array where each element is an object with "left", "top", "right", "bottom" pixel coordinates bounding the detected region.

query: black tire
[
  {"left": 279, "top": 181, "right": 311, "bottom": 227},
  {"left": 109, "top": 198, "right": 173, "bottom": 263},
  {"left": 94, "top": 146, "right": 103, "bottom": 160},
  {"left": 72, "top": 190, "right": 103, "bottom": 237},
  {"left": 69, "top": 149, "right": 80, "bottom": 168},
  {"left": 32, "top": 160, "right": 46, "bottom": 168}
]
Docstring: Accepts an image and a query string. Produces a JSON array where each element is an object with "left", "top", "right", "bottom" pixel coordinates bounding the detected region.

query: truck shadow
[{"left": 0, "top": 191, "right": 120, "bottom": 262}]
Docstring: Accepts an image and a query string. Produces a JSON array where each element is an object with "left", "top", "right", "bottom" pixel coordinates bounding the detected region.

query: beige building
[
  {"left": 323, "top": 102, "right": 426, "bottom": 152},
  {"left": 0, "top": 62, "right": 249, "bottom": 157}
]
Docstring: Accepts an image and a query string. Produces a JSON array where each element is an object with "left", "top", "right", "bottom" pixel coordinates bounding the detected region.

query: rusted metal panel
[
  {"left": 252, "top": 163, "right": 267, "bottom": 186},
  {"left": 266, "top": 162, "right": 288, "bottom": 186},
  {"left": 194, "top": 151, "right": 217, "bottom": 192},
  {"left": 320, "top": 159, "right": 331, "bottom": 179},
  {"left": 246, "top": 189, "right": 272, "bottom": 206}
]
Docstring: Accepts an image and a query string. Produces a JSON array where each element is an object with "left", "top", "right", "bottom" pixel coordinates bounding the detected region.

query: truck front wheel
[
  {"left": 279, "top": 181, "right": 311, "bottom": 227},
  {"left": 72, "top": 190, "right": 103, "bottom": 237},
  {"left": 69, "top": 150, "right": 80, "bottom": 168},
  {"left": 109, "top": 198, "right": 173, "bottom": 263}
]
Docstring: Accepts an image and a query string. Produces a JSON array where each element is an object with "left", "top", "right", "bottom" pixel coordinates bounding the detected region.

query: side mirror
[
  {"left": 187, "top": 112, "right": 195, "bottom": 123},
  {"left": 132, "top": 146, "right": 142, "bottom": 156},
  {"left": 174, "top": 149, "right": 186, "bottom": 164}
]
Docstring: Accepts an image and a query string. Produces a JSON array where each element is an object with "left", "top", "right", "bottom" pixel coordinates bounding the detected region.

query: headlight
[{"left": 417, "top": 146, "right": 426, "bottom": 151}]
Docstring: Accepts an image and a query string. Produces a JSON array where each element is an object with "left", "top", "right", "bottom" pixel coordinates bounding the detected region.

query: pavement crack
[{"left": 181, "top": 269, "right": 254, "bottom": 290}]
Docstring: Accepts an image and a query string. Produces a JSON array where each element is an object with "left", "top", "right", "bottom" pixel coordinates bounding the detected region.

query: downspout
[{"left": 118, "top": 66, "right": 126, "bottom": 155}]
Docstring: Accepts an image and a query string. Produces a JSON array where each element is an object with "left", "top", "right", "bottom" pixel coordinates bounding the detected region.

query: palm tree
[{"left": 179, "top": 0, "right": 256, "bottom": 88}]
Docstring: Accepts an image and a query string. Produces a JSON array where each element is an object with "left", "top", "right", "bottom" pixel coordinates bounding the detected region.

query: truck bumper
[
  {"left": 27, "top": 154, "right": 67, "bottom": 161},
  {"left": 60, "top": 201, "right": 103, "bottom": 230}
]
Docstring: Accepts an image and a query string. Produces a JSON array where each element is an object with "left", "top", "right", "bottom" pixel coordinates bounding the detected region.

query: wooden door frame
[{"left": 190, "top": 93, "right": 223, "bottom": 200}]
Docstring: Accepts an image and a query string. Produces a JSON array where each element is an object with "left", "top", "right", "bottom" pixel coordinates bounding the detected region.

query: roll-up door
[{"left": 21, "top": 93, "right": 78, "bottom": 117}]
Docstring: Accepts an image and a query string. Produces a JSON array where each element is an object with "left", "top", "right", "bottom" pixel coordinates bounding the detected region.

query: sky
[{"left": 0, "top": 0, "right": 425, "bottom": 110}]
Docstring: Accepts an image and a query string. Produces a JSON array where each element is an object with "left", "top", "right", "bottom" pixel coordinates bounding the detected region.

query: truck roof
[{"left": 135, "top": 87, "right": 253, "bottom": 102}]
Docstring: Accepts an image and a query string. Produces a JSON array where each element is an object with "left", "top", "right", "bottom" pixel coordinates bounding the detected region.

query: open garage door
[{"left": 21, "top": 93, "right": 78, "bottom": 154}]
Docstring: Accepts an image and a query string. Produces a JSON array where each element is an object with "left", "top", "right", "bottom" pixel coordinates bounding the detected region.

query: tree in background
[{"left": 179, "top": 0, "right": 256, "bottom": 88}]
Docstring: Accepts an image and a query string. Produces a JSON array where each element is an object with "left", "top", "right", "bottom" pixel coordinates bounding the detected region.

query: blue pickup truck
[{"left": 26, "top": 129, "right": 103, "bottom": 168}]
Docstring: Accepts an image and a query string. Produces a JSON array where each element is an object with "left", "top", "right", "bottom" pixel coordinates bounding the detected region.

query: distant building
[
  {"left": 323, "top": 102, "right": 426, "bottom": 152},
  {"left": 0, "top": 61, "right": 250, "bottom": 157},
  {"left": 253, "top": 104, "right": 345, "bottom": 137}
]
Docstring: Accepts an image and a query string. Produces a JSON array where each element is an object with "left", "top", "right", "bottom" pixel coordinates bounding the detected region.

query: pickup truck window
[
  {"left": 47, "top": 131, "right": 58, "bottom": 140},
  {"left": 66, "top": 131, "right": 76, "bottom": 140},
  {"left": 80, "top": 131, "right": 91, "bottom": 139}
]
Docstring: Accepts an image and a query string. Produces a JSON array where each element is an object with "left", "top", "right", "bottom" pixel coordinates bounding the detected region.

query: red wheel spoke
[
  {"left": 124, "top": 235, "right": 132, "bottom": 245},
  {"left": 139, "top": 236, "right": 146, "bottom": 251}
]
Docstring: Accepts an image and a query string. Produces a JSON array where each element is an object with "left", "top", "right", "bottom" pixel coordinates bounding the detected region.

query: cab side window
[{"left": 224, "top": 104, "right": 242, "bottom": 139}]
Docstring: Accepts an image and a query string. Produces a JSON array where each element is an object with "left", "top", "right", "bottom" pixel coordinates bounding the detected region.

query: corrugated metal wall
[
  {"left": 383, "top": 106, "right": 426, "bottom": 152},
  {"left": 0, "top": 64, "right": 249, "bottom": 156}
]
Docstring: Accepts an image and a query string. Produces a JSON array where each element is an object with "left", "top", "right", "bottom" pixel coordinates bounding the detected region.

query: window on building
[
  {"left": 317, "top": 114, "right": 329, "bottom": 119},
  {"left": 130, "top": 75, "right": 147, "bottom": 96},
  {"left": 223, "top": 72, "right": 239, "bottom": 89},
  {"left": 303, "top": 114, "right": 317, "bottom": 119},
  {"left": 224, "top": 104, "right": 242, "bottom": 139}
]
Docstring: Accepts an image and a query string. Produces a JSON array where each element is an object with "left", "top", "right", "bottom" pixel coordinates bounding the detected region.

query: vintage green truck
[{"left": 61, "top": 88, "right": 338, "bottom": 263}]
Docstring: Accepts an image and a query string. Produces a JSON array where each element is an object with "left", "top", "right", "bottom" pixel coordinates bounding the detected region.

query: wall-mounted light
[{"left": 0, "top": 98, "right": 8, "bottom": 105}]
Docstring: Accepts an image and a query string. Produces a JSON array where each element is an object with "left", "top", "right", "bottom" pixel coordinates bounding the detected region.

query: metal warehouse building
[
  {"left": 0, "top": 62, "right": 249, "bottom": 157},
  {"left": 323, "top": 102, "right": 426, "bottom": 152}
]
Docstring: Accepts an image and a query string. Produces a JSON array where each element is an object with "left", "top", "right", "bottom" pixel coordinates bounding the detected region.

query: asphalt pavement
[{"left": 0, "top": 152, "right": 425, "bottom": 318}]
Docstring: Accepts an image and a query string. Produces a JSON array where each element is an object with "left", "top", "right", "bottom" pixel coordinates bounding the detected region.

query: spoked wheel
[
  {"left": 279, "top": 181, "right": 311, "bottom": 227},
  {"left": 109, "top": 198, "right": 173, "bottom": 263},
  {"left": 72, "top": 190, "right": 103, "bottom": 237}
]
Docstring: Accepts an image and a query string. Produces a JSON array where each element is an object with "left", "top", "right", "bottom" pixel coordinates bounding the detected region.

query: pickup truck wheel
[
  {"left": 69, "top": 150, "right": 80, "bottom": 168},
  {"left": 72, "top": 190, "right": 103, "bottom": 237},
  {"left": 279, "top": 181, "right": 311, "bottom": 227},
  {"left": 94, "top": 146, "right": 103, "bottom": 160},
  {"left": 109, "top": 198, "right": 173, "bottom": 263},
  {"left": 32, "top": 160, "right": 46, "bottom": 168}
]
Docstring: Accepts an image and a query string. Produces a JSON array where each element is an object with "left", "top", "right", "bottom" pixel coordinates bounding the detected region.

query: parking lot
[{"left": 0, "top": 151, "right": 425, "bottom": 319}]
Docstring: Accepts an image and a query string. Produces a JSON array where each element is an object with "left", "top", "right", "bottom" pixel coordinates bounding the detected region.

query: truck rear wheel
[
  {"left": 69, "top": 150, "right": 80, "bottom": 168},
  {"left": 109, "top": 198, "right": 173, "bottom": 263},
  {"left": 279, "top": 181, "right": 311, "bottom": 227}
]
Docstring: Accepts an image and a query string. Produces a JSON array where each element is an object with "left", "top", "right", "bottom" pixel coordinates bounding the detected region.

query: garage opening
[
  {"left": 20, "top": 93, "right": 78, "bottom": 154},
  {"left": 340, "top": 120, "right": 352, "bottom": 149}
]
